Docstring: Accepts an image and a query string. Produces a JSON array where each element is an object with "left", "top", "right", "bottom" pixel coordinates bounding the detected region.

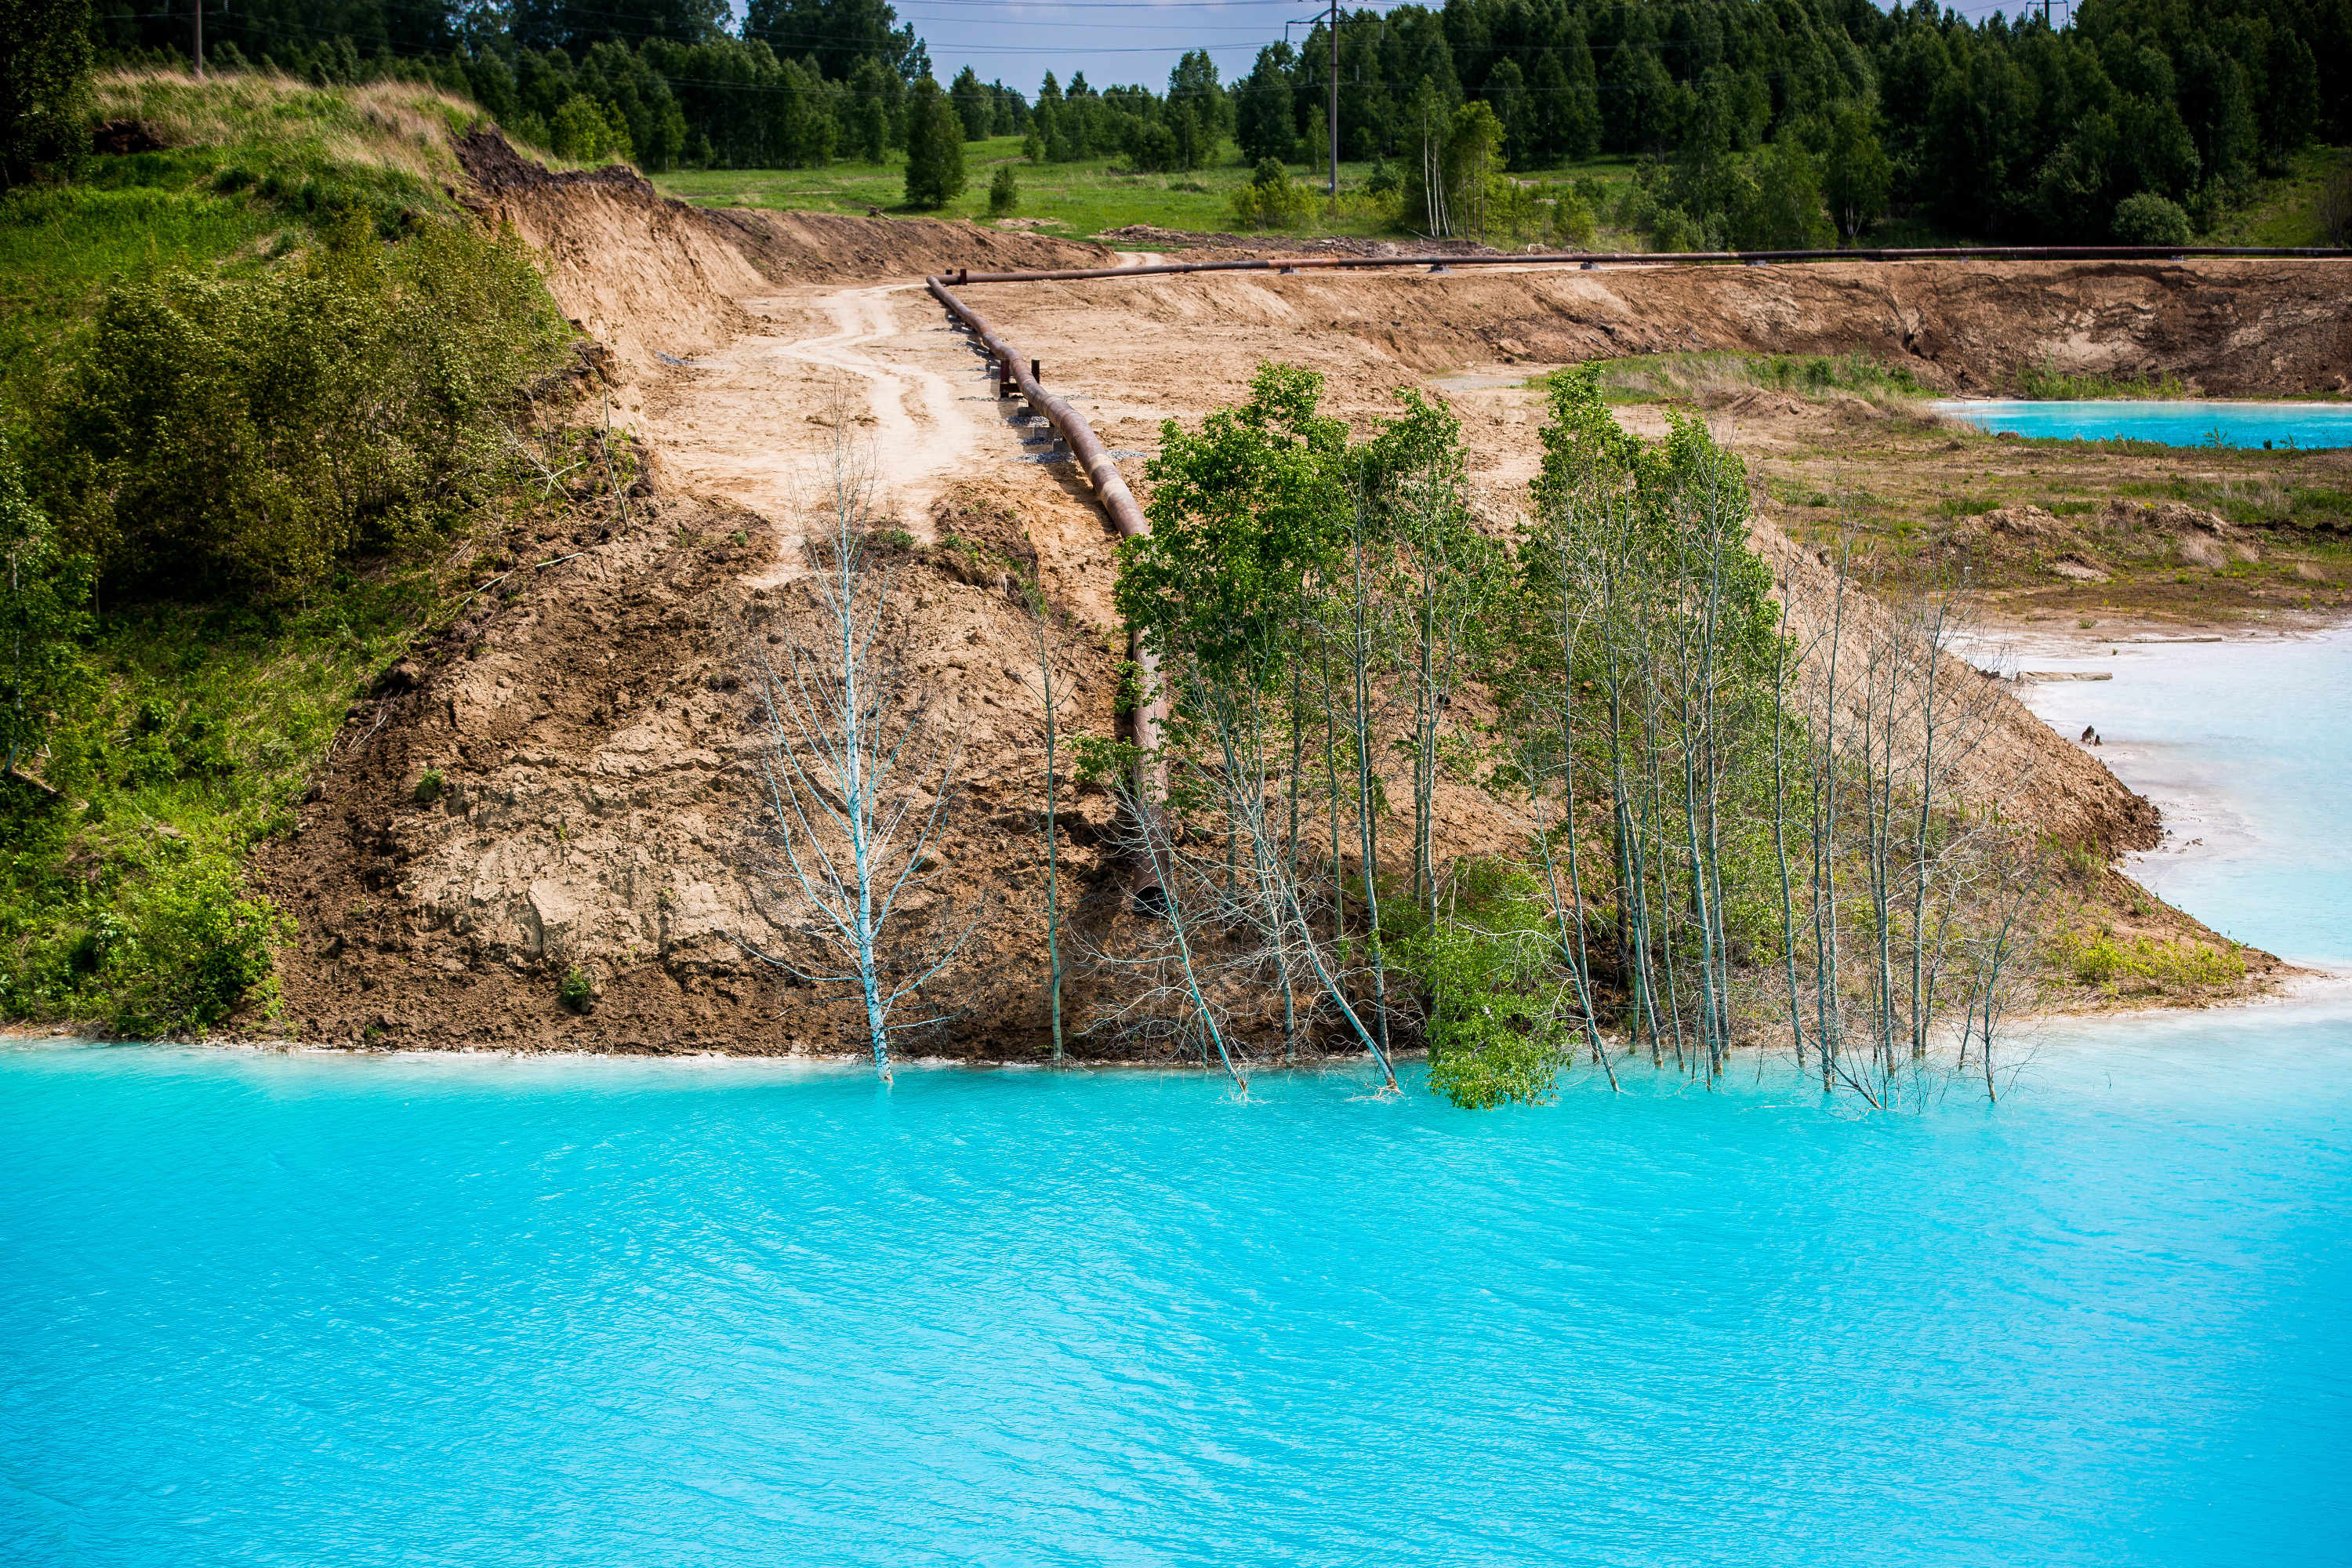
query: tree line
[{"left": 43, "top": 0, "right": 2347, "bottom": 238}]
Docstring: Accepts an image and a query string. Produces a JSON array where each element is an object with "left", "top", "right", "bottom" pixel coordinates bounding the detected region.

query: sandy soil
[{"left": 255, "top": 134, "right": 2340, "bottom": 1054}]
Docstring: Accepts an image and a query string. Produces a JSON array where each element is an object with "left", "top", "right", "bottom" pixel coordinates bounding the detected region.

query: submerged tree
[{"left": 740, "top": 415, "right": 974, "bottom": 1083}]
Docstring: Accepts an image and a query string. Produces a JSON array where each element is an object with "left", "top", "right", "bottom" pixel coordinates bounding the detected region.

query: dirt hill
[{"left": 256, "top": 134, "right": 2324, "bottom": 1055}]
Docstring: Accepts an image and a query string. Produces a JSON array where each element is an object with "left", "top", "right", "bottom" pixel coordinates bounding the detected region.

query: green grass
[
  {"left": 0, "top": 572, "right": 445, "bottom": 1033},
  {"left": 0, "top": 176, "right": 270, "bottom": 414},
  {"left": 2, "top": 70, "right": 478, "bottom": 420},
  {"left": 2200, "top": 144, "right": 2351, "bottom": 247},
  {"left": 2013, "top": 359, "right": 2190, "bottom": 400},
  {"left": 658, "top": 137, "right": 1650, "bottom": 246}
]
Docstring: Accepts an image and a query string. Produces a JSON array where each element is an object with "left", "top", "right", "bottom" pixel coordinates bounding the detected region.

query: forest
[{"left": 42, "top": 0, "right": 2350, "bottom": 242}]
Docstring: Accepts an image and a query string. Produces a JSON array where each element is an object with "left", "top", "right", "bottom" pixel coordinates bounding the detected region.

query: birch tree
[{"left": 739, "top": 419, "right": 973, "bottom": 1083}]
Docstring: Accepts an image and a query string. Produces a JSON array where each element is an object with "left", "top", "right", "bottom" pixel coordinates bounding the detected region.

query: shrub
[
  {"left": 1552, "top": 192, "right": 1597, "bottom": 249},
  {"left": 986, "top": 163, "right": 1018, "bottom": 217},
  {"left": 559, "top": 964, "right": 594, "bottom": 1013},
  {"left": 0, "top": 434, "right": 92, "bottom": 776},
  {"left": 412, "top": 768, "right": 443, "bottom": 804},
  {"left": 107, "top": 861, "right": 289, "bottom": 1036},
  {"left": 1392, "top": 861, "right": 1570, "bottom": 1110},
  {"left": 2057, "top": 927, "right": 2245, "bottom": 989},
  {"left": 2111, "top": 192, "right": 2193, "bottom": 247},
  {"left": 46, "top": 213, "right": 568, "bottom": 594},
  {"left": 1227, "top": 158, "right": 1313, "bottom": 230}
]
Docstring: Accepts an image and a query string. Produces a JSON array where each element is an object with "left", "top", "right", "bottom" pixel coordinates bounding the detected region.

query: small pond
[{"left": 1931, "top": 398, "right": 2352, "bottom": 449}]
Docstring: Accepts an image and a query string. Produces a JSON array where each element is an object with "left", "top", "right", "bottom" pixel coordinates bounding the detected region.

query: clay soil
[{"left": 256, "top": 135, "right": 2333, "bottom": 1055}]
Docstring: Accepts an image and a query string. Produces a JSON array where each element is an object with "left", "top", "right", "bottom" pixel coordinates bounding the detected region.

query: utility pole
[
  {"left": 1327, "top": 0, "right": 1339, "bottom": 205},
  {"left": 193, "top": 0, "right": 204, "bottom": 78}
]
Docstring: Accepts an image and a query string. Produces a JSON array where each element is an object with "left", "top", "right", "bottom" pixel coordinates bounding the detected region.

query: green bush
[
  {"left": 986, "top": 164, "right": 1018, "bottom": 218},
  {"left": 1392, "top": 861, "right": 1570, "bottom": 1110},
  {"left": 1228, "top": 158, "right": 1314, "bottom": 230},
  {"left": 2111, "top": 192, "right": 2194, "bottom": 247},
  {"left": 2058, "top": 927, "right": 2245, "bottom": 989},
  {"left": 559, "top": 964, "right": 594, "bottom": 1014},
  {"left": 44, "top": 213, "right": 568, "bottom": 593}
]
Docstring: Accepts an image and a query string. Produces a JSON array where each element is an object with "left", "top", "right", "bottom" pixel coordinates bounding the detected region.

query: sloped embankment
[
  {"left": 258, "top": 138, "right": 2292, "bottom": 1054},
  {"left": 978, "top": 258, "right": 2352, "bottom": 395},
  {"left": 454, "top": 128, "right": 1113, "bottom": 374}
]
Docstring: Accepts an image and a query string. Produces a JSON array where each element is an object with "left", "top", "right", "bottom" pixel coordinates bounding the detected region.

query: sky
[{"left": 828, "top": 0, "right": 2046, "bottom": 103}]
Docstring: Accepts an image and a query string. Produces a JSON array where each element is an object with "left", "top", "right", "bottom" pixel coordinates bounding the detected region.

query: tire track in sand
[
  {"left": 641, "top": 252, "right": 1163, "bottom": 584},
  {"left": 640, "top": 281, "right": 993, "bottom": 583}
]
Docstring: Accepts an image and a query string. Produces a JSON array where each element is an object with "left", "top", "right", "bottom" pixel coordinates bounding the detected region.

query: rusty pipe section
[
  {"left": 938, "top": 241, "right": 2347, "bottom": 287},
  {"left": 924, "top": 274, "right": 1170, "bottom": 828},
  {"left": 926, "top": 274, "right": 1147, "bottom": 541}
]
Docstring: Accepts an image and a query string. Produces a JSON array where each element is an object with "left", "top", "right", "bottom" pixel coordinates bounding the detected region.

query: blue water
[
  {"left": 5, "top": 1025, "right": 2350, "bottom": 1567},
  {"left": 2012, "top": 628, "right": 2352, "bottom": 967},
  {"left": 1933, "top": 399, "right": 2352, "bottom": 450},
  {"left": 7, "top": 641, "right": 2352, "bottom": 1566}
]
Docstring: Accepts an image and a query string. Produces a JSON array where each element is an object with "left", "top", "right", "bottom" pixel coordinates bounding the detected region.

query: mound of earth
[
  {"left": 965, "top": 258, "right": 2352, "bottom": 394},
  {"left": 255, "top": 136, "right": 2336, "bottom": 1054}
]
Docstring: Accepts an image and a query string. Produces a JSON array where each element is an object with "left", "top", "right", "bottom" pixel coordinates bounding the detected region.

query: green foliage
[
  {"left": 2014, "top": 359, "right": 2187, "bottom": 400},
  {"left": 548, "top": 94, "right": 634, "bottom": 165},
  {"left": 0, "top": 575, "right": 441, "bottom": 1033},
  {"left": 559, "top": 964, "right": 594, "bottom": 1013},
  {"left": 902, "top": 77, "right": 967, "bottom": 209},
  {"left": 111, "top": 860, "right": 289, "bottom": 1035},
  {"left": 1821, "top": 103, "right": 1892, "bottom": 241},
  {"left": 1392, "top": 860, "right": 1571, "bottom": 1109},
  {"left": 0, "top": 0, "right": 94, "bottom": 188},
  {"left": 2111, "top": 191, "right": 2194, "bottom": 245},
  {"left": 986, "top": 162, "right": 1018, "bottom": 217},
  {"left": 2056, "top": 927, "right": 2245, "bottom": 989},
  {"left": 0, "top": 435, "right": 93, "bottom": 775},
  {"left": 412, "top": 768, "right": 444, "bottom": 804},
  {"left": 1120, "top": 362, "right": 1347, "bottom": 684},
  {"left": 1228, "top": 157, "right": 1314, "bottom": 230},
  {"left": 42, "top": 213, "right": 566, "bottom": 593},
  {"left": 1586, "top": 351, "right": 1927, "bottom": 408}
]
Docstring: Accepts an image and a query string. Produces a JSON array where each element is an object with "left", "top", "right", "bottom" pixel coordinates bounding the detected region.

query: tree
[
  {"left": 902, "top": 75, "right": 965, "bottom": 206},
  {"left": 741, "top": 416, "right": 975, "bottom": 1083},
  {"left": 986, "top": 162, "right": 1018, "bottom": 217},
  {"left": 1017, "top": 566, "right": 1076, "bottom": 1062},
  {"left": 949, "top": 64, "right": 992, "bottom": 140},
  {"left": 0, "top": 437, "right": 89, "bottom": 779},
  {"left": 1235, "top": 42, "right": 1298, "bottom": 165},
  {"left": 848, "top": 56, "right": 893, "bottom": 163},
  {"left": 1167, "top": 48, "right": 1226, "bottom": 151},
  {"left": 0, "top": 0, "right": 93, "bottom": 188},
  {"left": 1821, "top": 103, "right": 1891, "bottom": 243},
  {"left": 1116, "top": 363, "right": 1400, "bottom": 1091},
  {"left": 741, "top": 0, "right": 923, "bottom": 84}
]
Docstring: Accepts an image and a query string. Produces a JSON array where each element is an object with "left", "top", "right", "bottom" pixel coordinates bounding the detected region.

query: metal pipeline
[
  {"left": 924, "top": 274, "right": 1170, "bottom": 878},
  {"left": 939, "top": 242, "right": 2347, "bottom": 288}
]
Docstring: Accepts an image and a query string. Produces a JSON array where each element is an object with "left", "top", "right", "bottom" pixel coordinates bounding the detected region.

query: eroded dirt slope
[{"left": 259, "top": 143, "right": 2325, "bottom": 1052}]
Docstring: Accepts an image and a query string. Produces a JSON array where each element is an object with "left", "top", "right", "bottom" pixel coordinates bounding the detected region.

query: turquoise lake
[
  {"left": 6, "top": 633, "right": 2352, "bottom": 1566},
  {"left": 1931, "top": 399, "right": 2352, "bottom": 449}
]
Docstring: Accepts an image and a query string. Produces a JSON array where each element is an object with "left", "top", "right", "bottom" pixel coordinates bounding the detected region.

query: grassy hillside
[{"left": 1, "top": 70, "right": 572, "bottom": 1037}]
